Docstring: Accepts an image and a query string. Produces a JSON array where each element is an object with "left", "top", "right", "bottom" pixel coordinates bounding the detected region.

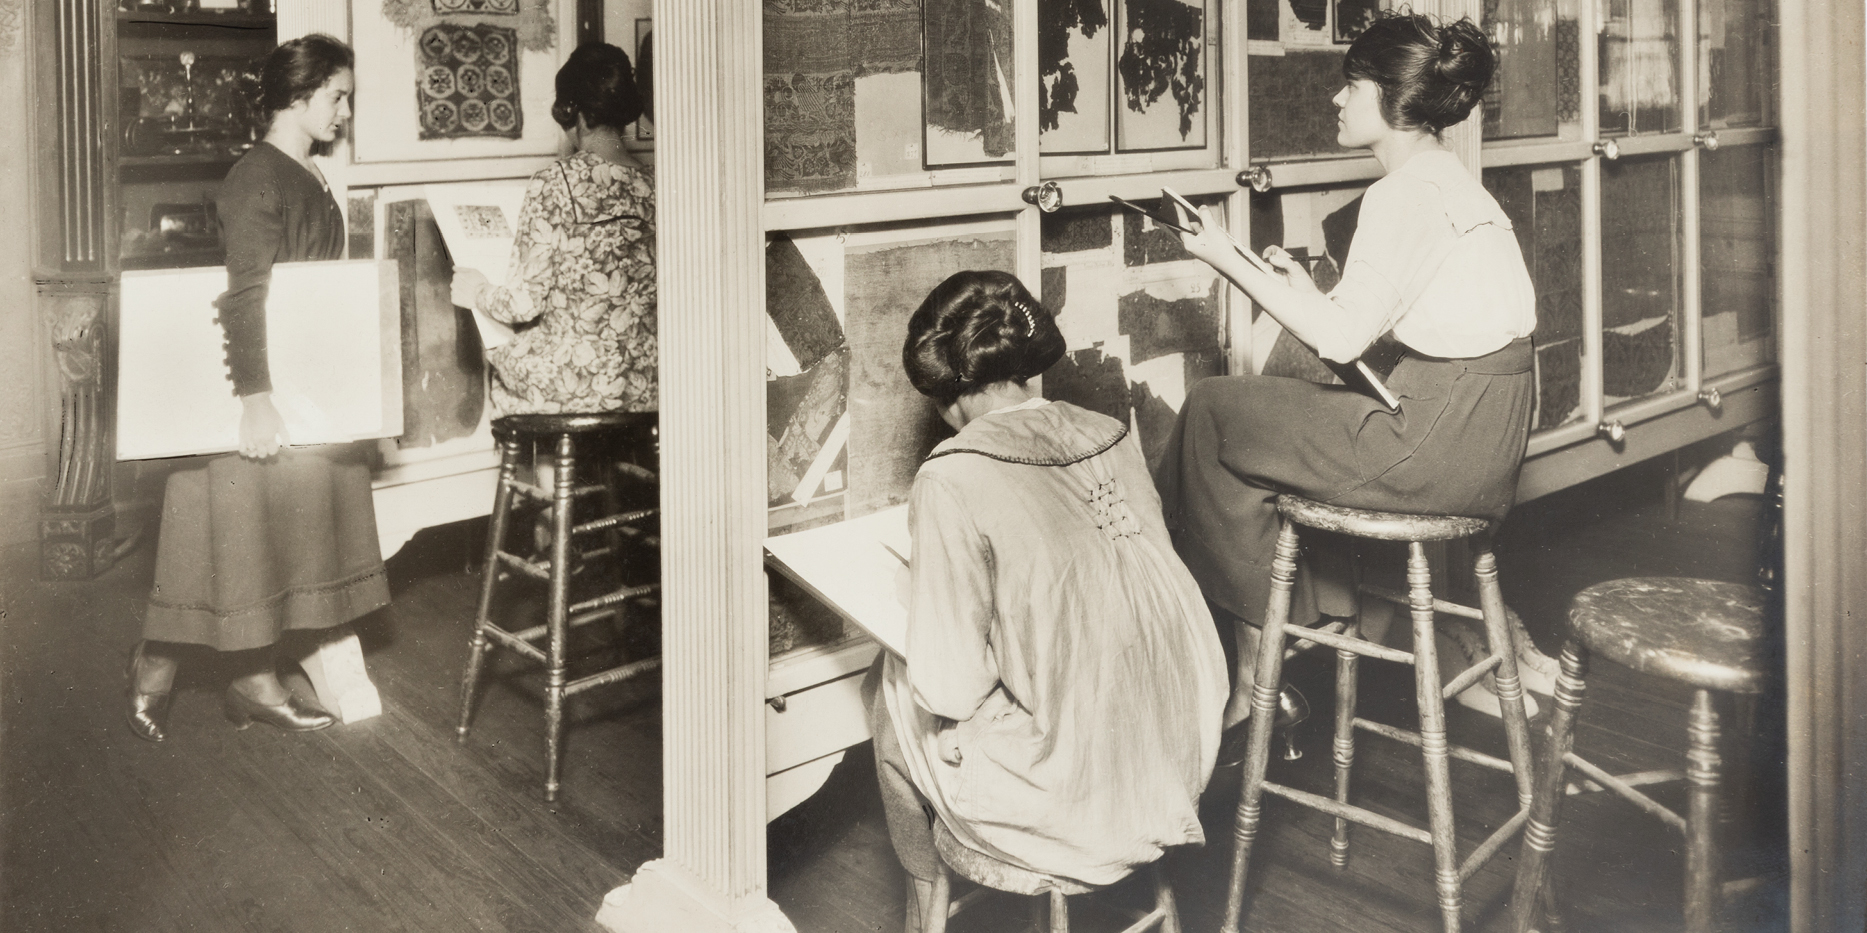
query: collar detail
[
  {"left": 925, "top": 401, "right": 1128, "bottom": 467},
  {"left": 559, "top": 150, "right": 651, "bottom": 226}
]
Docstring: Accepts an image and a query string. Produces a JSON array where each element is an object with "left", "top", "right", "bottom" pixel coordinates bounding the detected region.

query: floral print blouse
[{"left": 476, "top": 150, "right": 656, "bottom": 415}]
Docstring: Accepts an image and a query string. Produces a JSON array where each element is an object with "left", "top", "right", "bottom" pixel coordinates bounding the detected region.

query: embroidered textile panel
[
  {"left": 416, "top": 24, "right": 523, "bottom": 140},
  {"left": 764, "top": 0, "right": 921, "bottom": 191}
]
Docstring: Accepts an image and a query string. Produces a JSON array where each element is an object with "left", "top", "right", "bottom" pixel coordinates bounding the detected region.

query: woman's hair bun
[
  {"left": 902, "top": 270, "right": 1066, "bottom": 407},
  {"left": 1343, "top": 10, "right": 1497, "bottom": 134}
]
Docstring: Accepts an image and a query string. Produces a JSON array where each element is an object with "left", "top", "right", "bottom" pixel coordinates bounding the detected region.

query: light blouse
[{"left": 1310, "top": 149, "right": 1536, "bottom": 364}]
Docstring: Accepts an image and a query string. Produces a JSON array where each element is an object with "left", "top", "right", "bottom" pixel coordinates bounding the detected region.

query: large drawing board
[
  {"left": 425, "top": 180, "right": 530, "bottom": 349},
  {"left": 764, "top": 504, "right": 912, "bottom": 657},
  {"left": 116, "top": 259, "right": 403, "bottom": 460}
]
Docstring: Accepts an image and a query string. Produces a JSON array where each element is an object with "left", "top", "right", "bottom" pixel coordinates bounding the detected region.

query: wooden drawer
[{"left": 766, "top": 666, "right": 872, "bottom": 775}]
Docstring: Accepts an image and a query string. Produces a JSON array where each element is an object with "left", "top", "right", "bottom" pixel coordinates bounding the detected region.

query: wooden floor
[{"left": 1, "top": 457, "right": 1788, "bottom": 933}]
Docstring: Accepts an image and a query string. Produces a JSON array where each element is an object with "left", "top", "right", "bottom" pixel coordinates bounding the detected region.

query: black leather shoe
[
  {"left": 223, "top": 687, "right": 336, "bottom": 732},
  {"left": 126, "top": 643, "right": 172, "bottom": 744}
]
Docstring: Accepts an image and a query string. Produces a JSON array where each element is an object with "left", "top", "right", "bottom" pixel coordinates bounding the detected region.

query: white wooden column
[{"left": 595, "top": 2, "right": 792, "bottom": 932}]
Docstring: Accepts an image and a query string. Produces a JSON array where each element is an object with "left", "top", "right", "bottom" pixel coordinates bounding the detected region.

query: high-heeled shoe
[
  {"left": 1219, "top": 684, "right": 1312, "bottom": 766},
  {"left": 125, "top": 643, "right": 172, "bottom": 744},
  {"left": 222, "top": 687, "right": 336, "bottom": 732}
]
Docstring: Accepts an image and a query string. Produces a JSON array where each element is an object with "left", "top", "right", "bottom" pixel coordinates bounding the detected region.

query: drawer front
[{"left": 766, "top": 668, "right": 871, "bottom": 775}]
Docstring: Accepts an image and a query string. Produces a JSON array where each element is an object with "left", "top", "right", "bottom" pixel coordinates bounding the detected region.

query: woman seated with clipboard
[{"left": 1147, "top": 12, "right": 1539, "bottom": 729}]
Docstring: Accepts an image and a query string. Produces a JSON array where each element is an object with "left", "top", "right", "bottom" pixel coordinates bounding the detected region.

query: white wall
[{"left": 0, "top": 0, "right": 44, "bottom": 548}]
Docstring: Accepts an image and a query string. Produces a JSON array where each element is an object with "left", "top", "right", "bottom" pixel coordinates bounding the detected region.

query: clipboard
[{"left": 1143, "top": 187, "right": 1401, "bottom": 412}]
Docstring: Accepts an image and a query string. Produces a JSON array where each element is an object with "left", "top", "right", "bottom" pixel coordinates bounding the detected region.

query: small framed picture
[{"left": 1333, "top": 0, "right": 1383, "bottom": 44}]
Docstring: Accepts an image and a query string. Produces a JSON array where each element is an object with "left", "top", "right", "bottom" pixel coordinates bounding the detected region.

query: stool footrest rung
[
  {"left": 571, "top": 583, "right": 659, "bottom": 617},
  {"left": 1441, "top": 654, "right": 1504, "bottom": 699},
  {"left": 1284, "top": 621, "right": 1350, "bottom": 659},
  {"left": 1260, "top": 780, "right": 1434, "bottom": 845},
  {"left": 1114, "top": 907, "right": 1172, "bottom": 933},
  {"left": 509, "top": 480, "right": 608, "bottom": 501},
  {"left": 564, "top": 656, "right": 661, "bottom": 697},
  {"left": 1280, "top": 623, "right": 1414, "bottom": 665},
  {"left": 1457, "top": 807, "right": 1531, "bottom": 883},
  {"left": 574, "top": 508, "right": 658, "bottom": 536},
  {"left": 495, "top": 551, "right": 550, "bottom": 580},
  {"left": 1353, "top": 718, "right": 1517, "bottom": 774},
  {"left": 1562, "top": 752, "right": 1690, "bottom": 832},
  {"left": 1361, "top": 585, "right": 1486, "bottom": 622},
  {"left": 481, "top": 625, "right": 549, "bottom": 663},
  {"left": 1565, "top": 768, "right": 1683, "bottom": 796}
]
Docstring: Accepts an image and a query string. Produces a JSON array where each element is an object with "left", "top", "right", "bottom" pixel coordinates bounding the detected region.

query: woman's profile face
[
  {"left": 285, "top": 68, "right": 355, "bottom": 144},
  {"left": 1332, "top": 78, "right": 1388, "bottom": 149}
]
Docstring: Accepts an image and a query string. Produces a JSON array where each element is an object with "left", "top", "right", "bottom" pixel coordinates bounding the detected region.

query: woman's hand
[
  {"left": 1261, "top": 245, "right": 1325, "bottom": 298},
  {"left": 238, "top": 392, "right": 288, "bottom": 460},
  {"left": 450, "top": 268, "right": 489, "bottom": 309},
  {"left": 935, "top": 717, "right": 964, "bottom": 765},
  {"left": 1168, "top": 203, "right": 1239, "bottom": 269}
]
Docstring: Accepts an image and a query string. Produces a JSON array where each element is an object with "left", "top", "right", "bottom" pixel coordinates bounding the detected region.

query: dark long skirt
[
  {"left": 143, "top": 444, "right": 390, "bottom": 652},
  {"left": 1153, "top": 337, "right": 1534, "bottom": 627}
]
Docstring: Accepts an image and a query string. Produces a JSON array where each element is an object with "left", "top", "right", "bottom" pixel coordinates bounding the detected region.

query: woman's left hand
[{"left": 450, "top": 268, "right": 489, "bottom": 309}]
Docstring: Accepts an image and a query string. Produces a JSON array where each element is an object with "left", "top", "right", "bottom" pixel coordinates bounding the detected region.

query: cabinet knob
[
  {"left": 767, "top": 695, "right": 787, "bottom": 713},
  {"left": 1697, "top": 386, "right": 1723, "bottom": 412},
  {"left": 1596, "top": 419, "right": 1627, "bottom": 444},
  {"left": 1021, "top": 182, "right": 1063, "bottom": 213},
  {"left": 1693, "top": 131, "right": 1721, "bottom": 152},
  {"left": 1237, "top": 165, "right": 1274, "bottom": 193},
  {"left": 1592, "top": 139, "right": 1622, "bottom": 161}
]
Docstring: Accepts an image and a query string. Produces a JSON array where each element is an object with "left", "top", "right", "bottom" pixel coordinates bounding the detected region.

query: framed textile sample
[{"left": 348, "top": 0, "right": 575, "bottom": 163}]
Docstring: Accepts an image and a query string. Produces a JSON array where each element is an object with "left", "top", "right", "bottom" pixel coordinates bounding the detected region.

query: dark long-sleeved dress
[{"left": 141, "top": 142, "right": 390, "bottom": 651}]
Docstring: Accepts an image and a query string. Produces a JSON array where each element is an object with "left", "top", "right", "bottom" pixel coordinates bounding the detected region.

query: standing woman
[
  {"left": 450, "top": 42, "right": 655, "bottom": 417},
  {"left": 127, "top": 34, "right": 389, "bottom": 741},
  {"left": 1154, "top": 12, "right": 1538, "bottom": 726}
]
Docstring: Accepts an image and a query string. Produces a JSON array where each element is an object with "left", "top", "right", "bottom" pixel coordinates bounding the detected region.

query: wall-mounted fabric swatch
[
  {"left": 764, "top": 0, "right": 920, "bottom": 191},
  {"left": 1116, "top": 0, "right": 1206, "bottom": 145},
  {"left": 1247, "top": 51, "right": 1344, "bottom": 159},
  {"left": 925, "top": 0, "right": 1016, "bottom": 158},
  {"left": 386, "top": 199, "right": 484, "bottom": 448},
  {"left": 1043, "top": 205, "right": 1115, "bottom": 254},
  {"left": 768, "top": 347, "right": 850, "bottom": 503},
  {"left": 845, "top": 235, "right": 1016, "bottom": 514},
  {"left": 416, "top": 24, "right": 522, "bottom": 140},
  {"left": 1117, "top": 284, "right": 1220, "bottom": 363},
  {"left": 1043, "top": 345, "right": 1133, "bottom": 424},
  {"left": 1038, "top": 0, "right": 1109, "bottom": 131},
  {"left": 1041, "top": 266, "right": 1070, "bottom": 316},
  {"left": 767, "top": 234, "right": 845, "bottom": 371}
]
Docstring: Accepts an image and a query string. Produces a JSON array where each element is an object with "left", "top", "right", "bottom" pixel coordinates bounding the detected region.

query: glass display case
[{"left": 114, "top": 6, "right": 277, "bottom": 269}]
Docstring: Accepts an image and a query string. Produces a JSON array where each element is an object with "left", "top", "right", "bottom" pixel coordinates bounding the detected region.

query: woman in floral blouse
[{"left": 451, "top": 42, "right": 655, "bottom": 416}]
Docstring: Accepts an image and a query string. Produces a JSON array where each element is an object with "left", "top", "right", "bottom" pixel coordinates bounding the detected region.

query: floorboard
[{"left": 0, "top": 454, "right": 1787, "bottom": 932}]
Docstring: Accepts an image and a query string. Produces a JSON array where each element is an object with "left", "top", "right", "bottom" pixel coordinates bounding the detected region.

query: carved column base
[
  {"left": 595, "top": 860, "right": 796, "bottom": 933},
  {"left": 38, "top": 503, "right": 115, "bottom": 580}
]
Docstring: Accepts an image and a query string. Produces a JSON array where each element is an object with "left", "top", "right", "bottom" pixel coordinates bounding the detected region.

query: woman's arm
[
  {"left": 904, "top": 474, "right": 1000, "bottom": 724},
  {"left": 216, "top": 161, "right": 289, "bottom": 458},
  {"left": 462, "top": 173, "right": 556, "bottom": 325}
]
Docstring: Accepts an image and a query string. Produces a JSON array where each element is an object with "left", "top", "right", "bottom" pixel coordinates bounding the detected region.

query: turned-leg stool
[
  {"left": 1222, "top": 495, "right": 1537, "bottom": 933},
  {"left": 1510, "top": 576, "right": 1767, "bottom": 933}
]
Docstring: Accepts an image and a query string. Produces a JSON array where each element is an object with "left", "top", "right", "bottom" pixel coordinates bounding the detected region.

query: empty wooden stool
[
  {"left": 922, "top": 820, "right": 1180, "bottom": 933},
  {"left": 1509, "top": 577, "right": 1767, "bottom": 933},
  {"left": 457, "top": 412, "right": 662, "bottom": 802},
  {"left": 1222, "top": 495, "right": 1537, "bottom": 933}
]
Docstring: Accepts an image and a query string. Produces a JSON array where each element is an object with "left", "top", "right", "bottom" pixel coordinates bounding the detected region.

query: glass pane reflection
[
  {"left": 1482, "top": 0, "right": 1583, "bottom": 141},
  {"left": 1484, "top": 163, "right": 1586, "bottom": 430},
  {"left": 1599, "top": 0, "right": 1682, "bottom": 136},
  {"left": 1600, "top": 155, "right": 1682, "bottom": 404},
  {"left": 1699, "top": 0, "right": 1773, "bottom": 128},
  {"left": 1699, "top": 144, "right": 1776, "bottom": 376}
]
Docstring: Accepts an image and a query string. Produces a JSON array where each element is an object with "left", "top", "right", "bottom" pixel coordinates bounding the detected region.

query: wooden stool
[
  {"left": 922, "top": 821, "right": 1180, "bottom": 933},
  {"left": 1509, "top": 577, "right": 1767, "bottom": 933},
  {"left": 456, "top": 412, "right": 661, "bottom": 802},
  {"left": 1222, "top": 495, "right": 1536, "bottom": 933}
]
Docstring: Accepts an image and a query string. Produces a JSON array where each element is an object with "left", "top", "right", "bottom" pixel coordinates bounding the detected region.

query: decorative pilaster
[
  {"left": 34, "top": 0, "right": 119, "bottom": 580},
  {"left": 594, "top": 2, "right": 792, "bottom": 932}
]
